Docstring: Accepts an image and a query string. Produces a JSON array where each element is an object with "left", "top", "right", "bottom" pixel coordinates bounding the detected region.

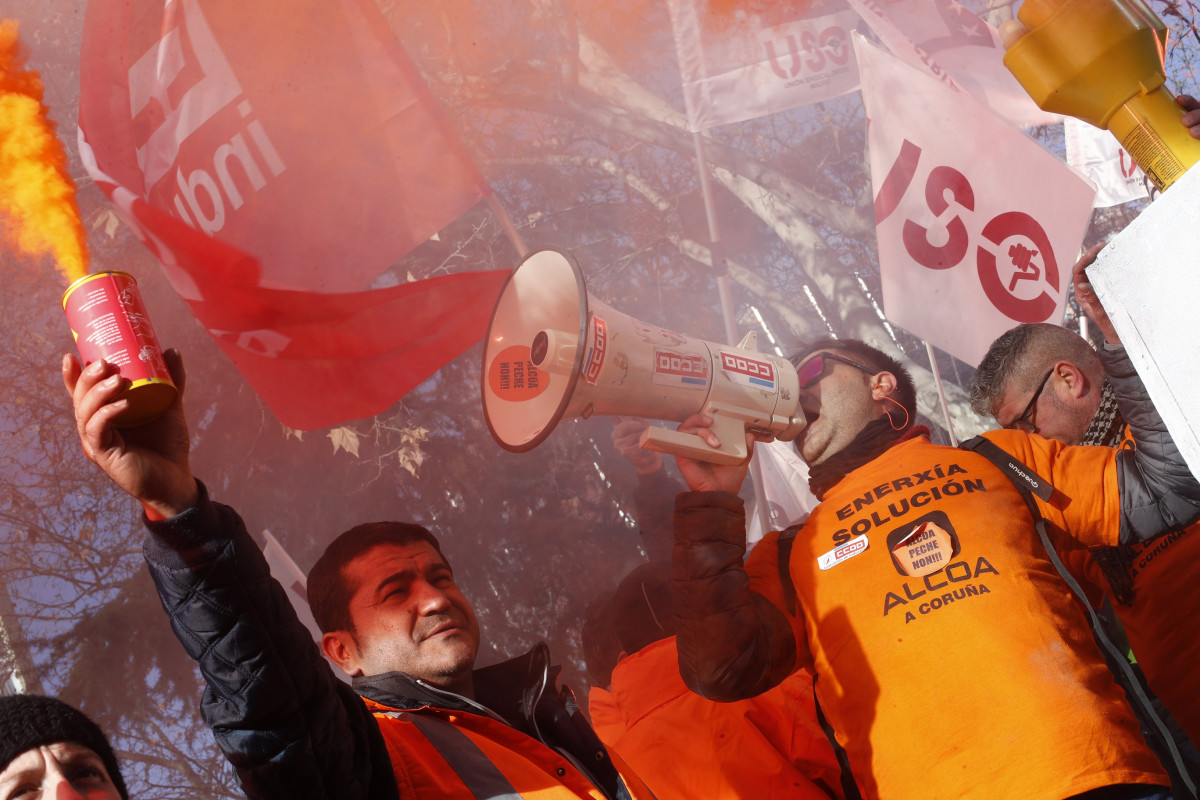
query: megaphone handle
[{"left": 638, "top": 414, "right": 750, "bottom": 466}]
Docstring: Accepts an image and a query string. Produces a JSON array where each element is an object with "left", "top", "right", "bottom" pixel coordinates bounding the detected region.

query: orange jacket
[
  {"left": 363, "top": 695, "right": 656, "bottom": 799},
  {"left": 589, "top": 637, "right": 841, "bottom": 800},
  {"left": 1063, "top": 435, "right": 1200, "bottom": 745}
]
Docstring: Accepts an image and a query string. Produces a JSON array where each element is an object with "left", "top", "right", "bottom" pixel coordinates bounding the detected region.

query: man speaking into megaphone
[
  {"left": 481, "top": 248, "right": 806, "bottom": 465},
  {"left": 662, "top": 256, "right": 1200, "bottom": 799}
]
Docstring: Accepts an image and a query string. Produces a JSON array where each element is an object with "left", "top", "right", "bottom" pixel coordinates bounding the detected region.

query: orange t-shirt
[
  {"left": 589, "top": 637, "right": 842, "bottom": 800},
  {"left": 745, "top": 432, "right": 1168, "bottom": 800}
]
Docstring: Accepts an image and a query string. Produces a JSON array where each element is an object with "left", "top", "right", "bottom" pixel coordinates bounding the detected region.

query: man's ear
[
  {"left": 321, "top": 631, "right": 363, "bottom": 677},
  {"left": 1054, "top": 360, "right": 1088, "bottom": 399},
  {"left": 870, "top": 371, "right": 898, "bottom": 398}
]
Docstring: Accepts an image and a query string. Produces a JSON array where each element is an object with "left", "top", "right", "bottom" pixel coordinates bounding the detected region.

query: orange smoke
[{"left": 0, "top": 19, "right": 88, "bottom": 284}]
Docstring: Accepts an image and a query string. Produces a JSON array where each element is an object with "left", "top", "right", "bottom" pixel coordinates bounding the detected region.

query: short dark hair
[
  {"left": 611, "top": 562, "right": 675, "bottom": 656},
  {"left": 792, "top": 337, "right": 917, "bottom": 428},
  {"left": 308, "top": 522, "right": 446, "bottom": 635},
  {"left": 581, "top": 562, "right": 676, "bottom": 687},
  {"left": 970, "top": 323, "right": 1102, "bottom": 418},
  {"left": 581, "top": 590, "right": 621, "bottom": 688}
]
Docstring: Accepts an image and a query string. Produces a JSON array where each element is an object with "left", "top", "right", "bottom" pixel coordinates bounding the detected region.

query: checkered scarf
[
  {"left": 1081, "top": 380, "right": 1125, "bottom": 448},
  {"left": 1083, "top": 380, "right": 1135, "bottom": 605}
]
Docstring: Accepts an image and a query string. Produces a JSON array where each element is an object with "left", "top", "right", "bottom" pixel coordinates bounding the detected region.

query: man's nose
[
  {"left": 49, "top": 774, "right": 87, "bottom": 800},
  {"left": 413, "top": 579, "right": 452, "bottom": 614}
]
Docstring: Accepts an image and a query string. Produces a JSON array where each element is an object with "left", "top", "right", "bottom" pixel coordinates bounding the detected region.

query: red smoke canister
[{"left": 62, "top": 271, "right": 177, "bottom": 427}]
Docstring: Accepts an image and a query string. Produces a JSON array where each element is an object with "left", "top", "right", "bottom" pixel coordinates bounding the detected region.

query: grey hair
[{"left": 970, "top": 323, "right": 1101, "bottom": 418}]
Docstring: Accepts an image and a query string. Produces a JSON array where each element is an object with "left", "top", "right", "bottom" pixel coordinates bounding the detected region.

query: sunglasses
[
  {"left": 1006, "top": 369, "right": 1053, "bottom": 434},
  {"left": 795, "top": 352, "right": 877, "bottom": 389}
]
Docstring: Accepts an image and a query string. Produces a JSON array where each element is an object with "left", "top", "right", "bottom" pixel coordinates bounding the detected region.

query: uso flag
[
  {"left": 857, "top": 35, "right": 1094, "bottom": 366},
  {"left": 666, "top": 0, "right": 860, "bottom": 131},
  {"left": 78, "top": 0, "right": 506, "bottom": 429}
]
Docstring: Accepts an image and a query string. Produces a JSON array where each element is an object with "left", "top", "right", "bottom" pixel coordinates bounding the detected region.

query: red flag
[
  {"left": 80, "top": 139, "right": 508, "bottom": 429},
  {"left": 78, "top": 0, "right": 503, "bottom": 428}
]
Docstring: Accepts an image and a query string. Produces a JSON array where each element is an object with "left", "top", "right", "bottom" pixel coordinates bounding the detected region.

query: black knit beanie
[{"left": 0, "top": 694, "right": 128, "bottom": 799}]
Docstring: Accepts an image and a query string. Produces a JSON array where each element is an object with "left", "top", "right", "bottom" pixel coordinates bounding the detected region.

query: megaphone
[
  {"left": 1001, "top": 0, "right": 1200, "bottom": 192},
  {"left": 481, "top": 249, "right": 805, "bottom": 465}
]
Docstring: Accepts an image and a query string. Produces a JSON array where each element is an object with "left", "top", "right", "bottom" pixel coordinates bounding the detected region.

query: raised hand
[
  {"left": 63, "top": 349, "right": 198, "bottom": 519},
  {"left": 1072, "top": 243, "right": 1119, "bottom": 345},
  {"left": 611, "top": 416, "right": 663, "bottom": 475}
]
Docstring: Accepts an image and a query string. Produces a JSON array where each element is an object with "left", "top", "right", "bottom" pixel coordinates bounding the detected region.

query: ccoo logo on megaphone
[{"left": 481, "top": 249, "right": 806, "bottom": 465}]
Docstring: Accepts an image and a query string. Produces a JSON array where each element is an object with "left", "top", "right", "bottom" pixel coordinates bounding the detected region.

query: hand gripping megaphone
[{"left": 481, "top": 249, "right": 806, "bottom": 465}]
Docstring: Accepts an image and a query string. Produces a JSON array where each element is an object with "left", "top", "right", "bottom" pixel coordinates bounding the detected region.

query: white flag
[
  {"left": 666, "top": 0, "right": 861, "bottom": 131},
  {"left": 261, "top": 529, "right": 322, "bottom": 643},
  {"left": 1064, "top": 117, "right": 1155, "bottom": 208},
  {"left": 260, "top": 529, "right": 350, "bottom": 683},
  {"left": 846, "top": 0, "right": 1060, "bottom": 129},
  {"left": 747, "top": 439, "right": 818, "bottom": 546},
  {"left": 857, "top": 34, "right": 1094, "bottom": 366}
]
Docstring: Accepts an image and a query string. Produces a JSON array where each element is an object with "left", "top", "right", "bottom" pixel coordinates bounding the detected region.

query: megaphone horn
[{"left": 481, "top": 249, "right": 806, "bottom": 465}]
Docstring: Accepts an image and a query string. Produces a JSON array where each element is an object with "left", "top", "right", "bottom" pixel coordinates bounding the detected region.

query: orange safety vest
[{"left": 364, "top": 697, "right": 657, "bottom": 800}]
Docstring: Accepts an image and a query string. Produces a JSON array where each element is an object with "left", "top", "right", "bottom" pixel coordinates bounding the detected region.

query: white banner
[
  {"left": 1064, "top": 117, "right": 1155, "bottom": 208},
  {"left": 857, "top": 34, "right": 1094, "bottom": 366},
  {"left": 747, "top": 439, "right": 818, "bottom": 545},
  {"left": 666, "top": 0, "right": 861, "bottom": 131},
  {"left": 260, "top": 529, "right": 321, "bottom": 643},
  {"left": 846, "top": 0, "right": 1059, "bottom": 129},
  {"left": 260, "top": 529, "right": 350, "bottom": 682}
]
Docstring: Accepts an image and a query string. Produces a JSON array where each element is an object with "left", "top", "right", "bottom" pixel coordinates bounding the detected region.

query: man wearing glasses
[
  {"left": 663, "top": 256, "right": 1200, "bottom": 800},
  {"left": 970, "top": 292, "right": 1200, "bottom": 770}
]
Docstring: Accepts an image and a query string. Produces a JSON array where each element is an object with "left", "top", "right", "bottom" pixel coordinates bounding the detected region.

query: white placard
[{"left": 1089, "top": 164, "right": 1200, "bottom": 478}]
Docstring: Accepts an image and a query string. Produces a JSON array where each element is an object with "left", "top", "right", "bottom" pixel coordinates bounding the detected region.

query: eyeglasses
[
  {"left": 1007, "top": 369, "right": 1053, "bottom": 433},
  {"left": 795, "top": 352, "right": 877, "bottom": 389}
]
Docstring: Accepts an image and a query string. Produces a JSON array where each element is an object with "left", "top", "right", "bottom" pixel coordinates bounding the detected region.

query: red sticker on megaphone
[{"left": 488, "top": 346, "right": 550, "bottom": 402}]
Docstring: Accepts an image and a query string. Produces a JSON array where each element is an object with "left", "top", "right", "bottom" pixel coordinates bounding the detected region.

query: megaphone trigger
[{"left": 638, "top": 410, "right": 753, "bottom": 466}]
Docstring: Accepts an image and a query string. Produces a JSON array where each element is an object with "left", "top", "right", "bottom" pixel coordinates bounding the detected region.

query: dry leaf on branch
[{"left": 327, "top": 426, "right": 361, "bottom": 457}]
